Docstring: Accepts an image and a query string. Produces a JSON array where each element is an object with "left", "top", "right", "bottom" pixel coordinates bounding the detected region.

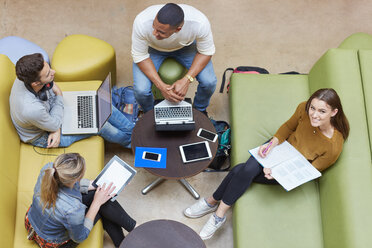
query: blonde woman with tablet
[{"left": 25, "top": 153, "right": 136, "bottom": 247}]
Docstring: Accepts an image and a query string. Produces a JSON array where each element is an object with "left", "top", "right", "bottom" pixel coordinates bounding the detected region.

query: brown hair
[
  {"left": 15, "top": 53, "right": 44, "bottom": 86},
  {"left": 40, "top": 153, "right": 85, "bottom": 211},
  {"left": 305, "top": 88, "right": 350, "bottom": 140}
]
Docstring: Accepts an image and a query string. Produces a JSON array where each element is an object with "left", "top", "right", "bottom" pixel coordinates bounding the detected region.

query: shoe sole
[{"left": 183, "top": 206, "right": 218, "bottom": 219}]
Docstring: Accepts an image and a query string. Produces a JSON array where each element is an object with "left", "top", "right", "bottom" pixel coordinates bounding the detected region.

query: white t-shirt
[{"left": 131, "top": 4, "right": 215, "bottom": 63}]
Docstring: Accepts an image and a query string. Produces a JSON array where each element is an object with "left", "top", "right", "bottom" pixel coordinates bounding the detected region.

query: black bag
[
  {"left": 219, "top": 66, "right": 269, "bottom": 93},
  {"left": 208, "top": 119, "right": 231, "bottom": 171}
]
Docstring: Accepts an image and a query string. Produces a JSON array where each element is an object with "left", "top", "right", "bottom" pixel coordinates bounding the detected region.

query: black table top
[
  {"left": 120, "top": 219, "right": 206, "bottom": 248},
  {"left": 131, "top": 109, "right": 217, "bottom": 179}
]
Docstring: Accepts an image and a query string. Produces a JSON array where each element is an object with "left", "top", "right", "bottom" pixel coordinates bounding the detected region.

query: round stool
[
  {"left": 152, "top": 58, "right": 187, "bottom": 99},
  {"left": 0, "top": 36, "right": 49, "bottom": 64},
  {"left": 51, "top": 34, "right": 116, "bottom": 84}
]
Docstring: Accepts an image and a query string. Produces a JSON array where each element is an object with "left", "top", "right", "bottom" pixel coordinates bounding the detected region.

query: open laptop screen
[{"left": 97, "top": 73, "right": 112, "bottom": 130}]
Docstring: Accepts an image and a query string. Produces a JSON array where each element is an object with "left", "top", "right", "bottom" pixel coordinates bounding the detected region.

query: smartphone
[
  {"left": 142, "top": 151, "right": 161, "bottom": 162},
  {"left": 197, "top": 128, "right": 218, "bottom": 142}
]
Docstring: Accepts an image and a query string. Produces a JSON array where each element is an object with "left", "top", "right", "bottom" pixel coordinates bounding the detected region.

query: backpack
[
  {"left": 219, "top": 66, "right": 269, "bottom": 93},
  {"left": 111, "top": 86, "right": 139, "bottom": 124},
  {"left": 208, "top": 119, "right": 231, "bottom": 171}
]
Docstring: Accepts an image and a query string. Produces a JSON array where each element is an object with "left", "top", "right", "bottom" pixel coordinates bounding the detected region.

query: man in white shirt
[{"left": 131, "top": 3, "right": 217, "bottom": 113}]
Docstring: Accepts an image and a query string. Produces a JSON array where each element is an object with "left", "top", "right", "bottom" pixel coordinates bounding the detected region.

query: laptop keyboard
[
  {"left": 77, "top": 96, "right": 94, "bottom": 128},
  {"left": 155, "top": 106, "right": 192, "bottom": 119}
]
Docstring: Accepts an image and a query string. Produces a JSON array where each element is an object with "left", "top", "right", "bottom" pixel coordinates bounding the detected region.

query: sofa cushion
[
  {"left": 233, "top": 183, "right": 323, "bottom": 248},
  {"left": 229, "top": 73, "right": 310, "bottom": 166},
  {"left": 338, "top": 32, "right": 372, "bottom": 50},
  {"left": 0, "top": 54, "right": 19, "bottom": 247},
  {"left": 52, "top": 34, "right": 116, "bottom": 85},
  {"left": 358, "top": 49, "right": 372, "bottom": 152},
  {"left": 309, "top": 48, "right": 372, "bottom": 248},
  {"left": 229, "top": 73, "right": 324, "bottom": 247}
]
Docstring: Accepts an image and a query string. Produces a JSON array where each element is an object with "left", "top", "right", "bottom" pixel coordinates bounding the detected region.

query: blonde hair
[{"left": 40, "top": 153, "right": 85, "bottom": 211}]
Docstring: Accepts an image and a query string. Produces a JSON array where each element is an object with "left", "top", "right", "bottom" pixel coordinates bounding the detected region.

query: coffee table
[
  {"left": 119, "top": 219, "right": 206, "bottom": 248},
  {"left": 131, "top": 109, "right": 217, "bottom": 199}
]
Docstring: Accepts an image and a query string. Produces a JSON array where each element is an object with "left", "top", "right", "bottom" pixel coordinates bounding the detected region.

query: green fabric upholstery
[
  {"left": 338, "top": 32, "right": 372, "bottom": 50},
  {"left": 229, "top": 35, "right": 372, "bottom": 248},
  {"left": 233, "top": 183, "right": 323, "bottom": 248},
  {"left": 308, "top": 48, "right": 372, "bottom": 248},
  {"left": 229, "top": 74, "right": 324, "bottom": 248},
  {"left": 229, "top": 73, "right": 309, "bottom": 167},
  {"left": 152, "top": 58, "right": 187, "bottom": 99},
  {"left": 358, "top": 50, "right": 372, "bottom": 153}
]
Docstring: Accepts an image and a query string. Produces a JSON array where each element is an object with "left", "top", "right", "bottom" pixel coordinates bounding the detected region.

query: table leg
[
  {"left": 179, "top": 179, "right": 200, "bottom": 199},
  {"left": 142, "top": 178, "right": 165, "bottom": 195}
]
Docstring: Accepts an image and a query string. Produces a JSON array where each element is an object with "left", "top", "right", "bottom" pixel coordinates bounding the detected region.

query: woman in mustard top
[{"left": 184, "top": 88, "right": 350, "bottom": 240}]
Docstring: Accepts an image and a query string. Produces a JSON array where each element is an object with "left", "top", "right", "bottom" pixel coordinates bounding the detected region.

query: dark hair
[
  {"left": 15, "top": 53, "right": 44, "bottom": 86},
  {"left": 306, "top": 88, "right": 350, "bottom": 140},
  {"left": 157, "top": 3, "right": 184, "bottom": 27}
]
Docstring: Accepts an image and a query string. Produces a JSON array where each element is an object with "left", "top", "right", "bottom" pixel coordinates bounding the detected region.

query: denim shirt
[{"left": 28, "top": 163, "right": 93, "bottom": 243}]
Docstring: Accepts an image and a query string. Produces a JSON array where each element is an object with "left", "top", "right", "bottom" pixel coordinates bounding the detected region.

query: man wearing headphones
[{"left": 9, "top": 53, "right": 134, "bottom": 148}]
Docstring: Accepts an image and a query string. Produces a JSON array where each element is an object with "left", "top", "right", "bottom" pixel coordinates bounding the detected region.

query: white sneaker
[
  {"left": 184, "top": 198, "right": 218, "bottom": 218},
  {"left": 199, "top": 214, "right": 226, "bottom": 240}
]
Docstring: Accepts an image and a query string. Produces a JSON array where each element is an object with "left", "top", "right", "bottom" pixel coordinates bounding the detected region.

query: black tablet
[{"left": 179, "top": 141, "right": 212, "bottom": 163}]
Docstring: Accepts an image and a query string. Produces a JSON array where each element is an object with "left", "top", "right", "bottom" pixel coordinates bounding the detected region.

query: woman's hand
[
  {"left": 258, "top": 137, "right": 279, "bottom": 158},
  {"left": 93, "top": 182, "right": 116, "bottom": 206},
  {"left": 263, "top": 168, "right": 274, "bottom": 180},
  {"left": 86, "top": 183, "right": 116, "bottom": 222}
]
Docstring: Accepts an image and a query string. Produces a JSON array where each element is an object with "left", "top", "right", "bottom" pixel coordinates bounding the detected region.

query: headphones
[{"left": 24, "top": 81, "right": 54, "bottom": 101}]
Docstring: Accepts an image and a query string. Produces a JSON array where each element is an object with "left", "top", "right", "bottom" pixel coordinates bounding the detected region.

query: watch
[{"left": 185, "top": 74, "right": 194, "bottom": 83}]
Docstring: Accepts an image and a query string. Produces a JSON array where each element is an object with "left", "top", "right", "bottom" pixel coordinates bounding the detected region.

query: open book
[{"left": 249, "top": 141, "right": 321, "bottom": 191}]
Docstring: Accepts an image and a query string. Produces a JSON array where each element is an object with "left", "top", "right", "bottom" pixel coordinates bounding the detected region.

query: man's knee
[
  {"left": 197, "top": 67, "right": 217, "bottom": 90},
  {"left": 133, "top": 83, "right": 152, "bottom": 97}
]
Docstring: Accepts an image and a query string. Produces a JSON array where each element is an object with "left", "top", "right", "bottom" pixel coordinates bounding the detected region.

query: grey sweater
[{"left": 9, "top": 78, "right": 64, "bottom": 143}]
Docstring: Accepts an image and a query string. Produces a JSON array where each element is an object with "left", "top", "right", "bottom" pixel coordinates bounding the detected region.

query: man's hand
[
  {"left": 159, "top": 83, "right": 184, "bottom": 102},
  {"left": 52, "top": 83, "right": 62, "bottom": 96},
  {"left": 47, "top": 128, "right": 61, "bottom": 148},
  {"left": 168, "top": 77, "right": 190, "bottom": 98}
]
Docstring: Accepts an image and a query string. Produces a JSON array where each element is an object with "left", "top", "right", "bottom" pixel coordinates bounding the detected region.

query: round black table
[
  {"left": 120, "top": 219, "right": 206, "bottom": 248},
  {"left": 131, "top": 109, "right": 217, "bottom": 199}
]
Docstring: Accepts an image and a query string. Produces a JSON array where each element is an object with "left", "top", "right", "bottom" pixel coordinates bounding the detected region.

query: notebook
[
  {"left": 62, "top": 73, "right": 112, "bottom": 135},
  {"left": 154, "top": 99, "right": 195, "bottom": 131}
]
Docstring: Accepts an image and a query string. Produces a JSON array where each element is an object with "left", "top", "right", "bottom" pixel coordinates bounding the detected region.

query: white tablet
[
  {"left": 93, "top": 155, "right": 136, "bottom": 201},
  {"left": 179, "top": 141, "right": 212, "bottom": 163}
]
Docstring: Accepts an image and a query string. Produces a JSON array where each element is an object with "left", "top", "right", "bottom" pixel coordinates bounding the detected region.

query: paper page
[
  {"left": 249, "top": 141, "right": 303, "bottom": 168},
  {"left": 96, "top": 160, "right": 133, "bottom": 195},
  {"left": 271, "top": 156, "right": 321, "bottom": 191}
]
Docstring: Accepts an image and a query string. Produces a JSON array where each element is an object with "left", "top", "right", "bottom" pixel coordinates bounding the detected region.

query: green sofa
[{"left": 229, "top": 33, "right": 372, "bottom": 248}]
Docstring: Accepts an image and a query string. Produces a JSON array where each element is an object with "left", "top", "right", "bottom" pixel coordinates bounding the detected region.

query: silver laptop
[
  {"left": 154, "top": 99, "right": 195, "bottom": 131},
  {"left": 62, "top": 73, "right": 112, "bottom": 135}
]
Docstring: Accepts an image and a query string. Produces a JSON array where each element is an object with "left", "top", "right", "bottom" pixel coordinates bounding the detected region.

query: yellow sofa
[{"left": 0, "top": 54, "right": 105, "bottom": 248}]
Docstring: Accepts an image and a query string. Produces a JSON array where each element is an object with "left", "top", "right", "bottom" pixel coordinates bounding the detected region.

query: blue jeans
[
  {"left": 31, "top": 106, "right": 134, "bottom": 148},
  {"left": 132, "top": 43, "right": 217, "bottom": 112}
]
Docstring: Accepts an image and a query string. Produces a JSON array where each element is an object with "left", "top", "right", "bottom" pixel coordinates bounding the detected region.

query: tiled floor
[{"left": 2, "top": 0, "right": 372, "bottom": 247}]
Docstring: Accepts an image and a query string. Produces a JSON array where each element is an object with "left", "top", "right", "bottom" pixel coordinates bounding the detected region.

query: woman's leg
[
  {"left": 211, "top": 162, "right": 247, "bottom": 203},
  {"left": 98, "top": 200, "right": 136, "bottom": 232},
  {"left": 101, "top": 218, "right": 125, "bottom": 247},
  {"left": 82, "top": 192, "right": 136, "bottom": 246}
]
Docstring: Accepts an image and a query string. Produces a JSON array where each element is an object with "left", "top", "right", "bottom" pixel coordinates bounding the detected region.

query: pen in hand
[{"left": 263, "top": 141, "right": 273, "bottom": 155}]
